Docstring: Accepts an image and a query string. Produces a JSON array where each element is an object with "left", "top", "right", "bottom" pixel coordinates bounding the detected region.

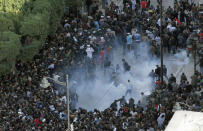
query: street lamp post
[
  {"left": 160, "top": 0, "right": 164, "bottom": 85},
  {"left": 194, "top": 42, "right": 197, "bottom": 72},
  {"left": 66, "top": 75, "right": 70, "bottom": 131},
  {"left": 82, "top": 0, "right": 84, "bottom": 17},
  {"left": 192, "top": 33, "right": 199, "bottom": 73}
]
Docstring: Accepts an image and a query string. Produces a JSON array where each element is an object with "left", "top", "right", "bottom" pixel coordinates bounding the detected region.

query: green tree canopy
[
  {"left": 20, "top": 13, "right": 50, "bottom": 39},
  {"left": 0, "top": 0, "right": 69, "bottom": 75},
  {"left": 0, "top": 14, "right": 15, "bottom": 32},
  {"left": 0, "top": 31, "right": 21, "bottom": 74}
]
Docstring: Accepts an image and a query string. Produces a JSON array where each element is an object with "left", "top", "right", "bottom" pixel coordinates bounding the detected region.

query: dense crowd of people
[{"left": 0, "top": 0, "right": 202, "bottom": 130}]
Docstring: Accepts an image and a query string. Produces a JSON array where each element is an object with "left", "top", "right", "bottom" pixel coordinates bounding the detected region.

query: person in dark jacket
[
  {"left": 179, "top": 10, "right": 185, "bottom": 23},
  {"left": 155, "top": 65, "right": 161, "bottom": 79},
  {"left": 163, "top": 65, "right": 168, "bottom": 79},
  {"left": 122, "top": 59, "right": 131, "bottom": 72},
  {"left": 169, "top": 35, "right": 177, "bottom": 54},
  {"left": 169, "top": 74, "right": 176, "bottom": 83},
  {"left": 162, "top": 33, "right": 169, "bottom": 52},
  {"left": 86, "top": 0, "right": 93, "bottom": 15}
]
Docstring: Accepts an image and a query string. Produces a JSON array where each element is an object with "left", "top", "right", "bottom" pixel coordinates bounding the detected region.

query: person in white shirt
[
  {"left": 86, "top": 45, "right": 94, "bottom": 59},
  {"left": 167, "top": 23, "right": 176, "bottom": 32},
  {"left": 52, "top": 74, "right": 60, "bottom": 85},
  {"left": 157, "top": 18, "right": 161, "bottom": 27},
  {"left": 122, "top": 122, "right": 128, "bottom": 129},
  {"left": 125, "top": 80, "right": 133, "bottom": 96},
  {"left": 48, "top": 63, "right": 54, "bottom": 69},
  {"left": 131, "top": 0, "right": 136, "bottom": 11},
  {"left": 66, "top": 32, "right": 71, "bottom": 38},
  {"left": 155, "top": 36, "right": 161, "bottom": 45},
  {"left": 140, "top": 92, "right": 147, "bottom": 108},
  {"left": 157, "top": 113, "right": 166, "bottom": 129}
]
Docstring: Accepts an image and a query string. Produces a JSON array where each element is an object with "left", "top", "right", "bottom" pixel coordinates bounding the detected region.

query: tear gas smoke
[{"left": 66, "top": 39, "right": 191, "bottom": 111}]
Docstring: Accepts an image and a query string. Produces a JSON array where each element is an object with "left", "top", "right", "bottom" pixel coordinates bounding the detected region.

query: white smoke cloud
[
  {"left": 68, "top": 40, "right": 192, "bottom": 111},
  {"left": 68, "top": 41, "right": 156, "bottom": 111}
]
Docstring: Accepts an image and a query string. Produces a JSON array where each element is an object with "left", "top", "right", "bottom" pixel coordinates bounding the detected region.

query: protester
[
  {"left": 125, "top": 80, "right": 133, "bottom": 96},
  {"left": 122, "top": 59, "right": 131, "bottom": 72},
  {"left": 86, "top": 44, "right": 94, "bottom": 59}
]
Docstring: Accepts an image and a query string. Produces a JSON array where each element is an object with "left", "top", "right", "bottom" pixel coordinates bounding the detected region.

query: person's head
[{"left": 128, "top": 80, "right": 130, "bottom": 83}]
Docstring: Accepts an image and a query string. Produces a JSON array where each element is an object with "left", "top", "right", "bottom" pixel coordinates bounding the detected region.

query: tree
[
  {"left": 0, "top": 13, "right": 15, "bottom": 32},
  {"left": 20, "top": 13, "right": 50, "bottom": 40},
  {"left": 0, "top": 0, "right": 67, "bottom": 74},
  {"left": 49, "top": 0, "right": 65, "bottom": 36},
  {"left": 18, "top": 40, "right": 42, "bottom": 61},
  {"left": 0, "top": 31, "right": 21, "bottom": 74},
  {"left": 66, "top": 0, "right": 82, "bottom": 7}
]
